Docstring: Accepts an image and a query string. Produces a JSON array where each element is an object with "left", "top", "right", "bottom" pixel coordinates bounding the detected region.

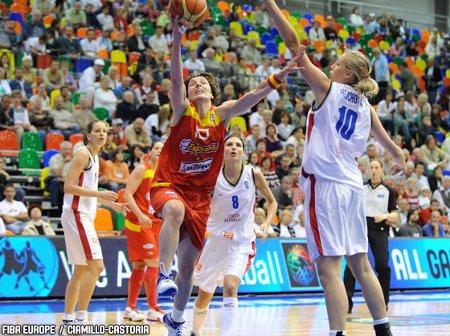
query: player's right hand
[
  {"left": 138, "top": 214, "right": 153, "bottom": 228},
  {"left": 98, "top": 190, "right": 118, "bottom": 202}
]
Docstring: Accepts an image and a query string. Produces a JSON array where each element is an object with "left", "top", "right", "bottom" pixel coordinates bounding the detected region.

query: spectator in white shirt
[
  {"left": 78, "top": 58, "right": 104, "bottom": 101},
  {"left": 0, "top": 184, "right": 29, "bottom": 234},
  {"left": 277, "top": 111, "right": 294, "bottom": 142},
  {"left": 291, "top": 209, "right": 307, "bottom": 238},
  {"left": 94, "top": 76, "right": 118, "bottom": 118},
  {"left": 273, "top": 209, "right": 295, "bottom": 238},
  {"left": 97, "top": 29, "right": 113, "bottom": 51},
  {"left": 254, "top": 57, "right": 276, "bottom": 82},
  {"left": 253, "top": 207, "right": 277, "bottom": 238},
  {"left": 350, "top": 7, "right": 364, "bottom": 27},
  {"left": 97, "top": 5, "right": 114, "bottom": 31},
  {"left": 148, "top": 25, "right": 169, "bottom": 54},
  {"left": 309, "top": 20, "right": 326, "bottom": 42},
  {"left": 183, "top": 50, "right": 205, "bottom": 72},
  {"left": 80, "top": 28, "right": 99, "bottom": 60}
]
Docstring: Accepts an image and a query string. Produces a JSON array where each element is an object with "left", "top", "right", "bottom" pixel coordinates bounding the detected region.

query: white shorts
[
  {"left": 62, "top": 209, "right": 103, "bottom": 265},
  {"left": 302, "top": 176, "right": 368, "bottom": 261},
  {"left": 193, "top": 235, "right": 256, "bottom": 293}
]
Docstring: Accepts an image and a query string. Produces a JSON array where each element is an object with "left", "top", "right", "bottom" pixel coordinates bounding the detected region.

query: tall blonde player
[
  {"left": 61, "top": 121, "right": 128, "bottom": 328},
  {"left": 123, "top": 142, "right": 165, "bottom": 322},
  {"left": 264, "top": 1, "right": 405, "bottom": 335},
  {"left": 192, "top": 136, "right": 278, "bottom": 336}
]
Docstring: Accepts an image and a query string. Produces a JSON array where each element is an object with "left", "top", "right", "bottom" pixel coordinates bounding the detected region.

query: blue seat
[
  {"left": 261, "top": 33, "right": 273, "bottom": 46},
  {"left": 412, "top": 28, "right": 421, "bottom": 39},
  {"left": 75, "top": 58, "right": 92, "bottom": 73},
  {"left": 304, "top": 25, "right": 312, "bottom": 34},
  {"left": 265, "top": 41, "right": 279, "bottom": 57},
  {"left": 243, "top": 22, "right": 255, "bottom": 35},
  {"left": 443, "top": 170, "right": 450, "bottom": 176},
  {"left": 270, "top": 27, "right": 279, "bottom": 39},
  {"left": 8, "top": 12, "right": 24, "bottom": 26},
  {"left": 435, "top": 131, "right": 445, "bottom": 144},
  {"left": 346, "top": 37, "right": 356, "bottom": 45},
  {"left": 303, "top": 13, "right": 313, "bottom": 23},
  {"left": 242, "top": 4, "right": 253, "bottom": 12},
  {"left": 43, "top": 149, "right": 60, "bottom": 168}
]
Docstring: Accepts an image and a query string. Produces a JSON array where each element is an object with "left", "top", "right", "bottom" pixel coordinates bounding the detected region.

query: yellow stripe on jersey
[
  {"left": 183, "top": 104, "right": 223, "bottom": 127},
  {"left": 125, "top": 219, "right": 141, "bottom": 232},
  {"left": 152, "top": 181, "right": 171, "bottom": 188},
  {"left": 144, "top": 169, "right": 155, "bottom": 179}
]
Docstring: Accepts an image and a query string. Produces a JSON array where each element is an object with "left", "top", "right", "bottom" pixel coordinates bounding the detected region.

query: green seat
[
  {"left": 257, "top": 26, "right": 268, "bottom": 35},
  {"left": 22, "top": 132, "right": 43, "bottom": 151},
  {"left": 275, "top": 35, "right": 283, "bottom": 45},
  {"left": 384, "top": 35, "right": 394, "bottom": 44},
  {"left": 72, "top": 92, "right": 81, "bottom": 105},
  {"left": 142, "top": 25, "right": 155, "bottom": 38},
  {"left": 93, "top": 107, "right": 109, "bottom": 121},
  {"left": 213, "top": 13, "right": 226, "bottom": 27},
  {"left": 393, "top": 57, "right": 403, "bottom": 66},
  {"left": 337, "top": 17, "right": 347, "bottom": 25},
  {"left": 116, "top": 212, "right": 125, "bottom": 231},
  {"left": 291, "top": 11, "right": 302, "bottom": 20},
  {"left": 347, "top": 25, "right": 355, "bottom": 33},
  {"left": 102, "top": 59, "right": 111, "bottom": 75},
  {"left": 19, "top": 148, "right": 41, "bottom": 174}
]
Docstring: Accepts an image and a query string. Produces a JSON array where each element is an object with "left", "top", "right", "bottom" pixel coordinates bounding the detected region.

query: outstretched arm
[
  {"left": 170, "top": 19, "right": 189, "bottom": 126},
  {"left": 254, "top": 169, "right": 278, "bottom": 243},
  {"left": 217, "top": 54, "right": 304, "bottom": 127},
  {"left": 264, "top": 0, "right": 330, "bottom": 103},
  {"left": 370, "top": 108, "right": 405, "bottom": 170}
]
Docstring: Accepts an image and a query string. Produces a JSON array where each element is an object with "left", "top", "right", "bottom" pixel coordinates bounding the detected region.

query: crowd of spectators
[{"left": 0, "top": 1, "right": 449, "bottom": 238}]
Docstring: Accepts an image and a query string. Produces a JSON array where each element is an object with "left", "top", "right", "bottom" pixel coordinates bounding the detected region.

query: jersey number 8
[{"left": 232, "top": 195, "right": 240, "bottom": 209}]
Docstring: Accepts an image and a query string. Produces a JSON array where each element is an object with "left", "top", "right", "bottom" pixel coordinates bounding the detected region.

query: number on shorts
[
  {"left": 231, "top": 195, "right": 239, "bottom": 209},
  {"left": 336, "top": 106, "right": 358, "bottom": 140}
]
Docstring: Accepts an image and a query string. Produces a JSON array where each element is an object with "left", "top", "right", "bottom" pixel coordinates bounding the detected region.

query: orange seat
[
  {"left": 188, "top": 31, "right": 200, "bottom": 41},
  {"left": 128, "top": 52, "right": 141, "bottom": 64},
  {"left": 43, "top": 15, "right": 55, "bottom": 28},
  {"left": 114, "top": 62, "right": 128, "bottom": 76},
  {"left": 77, "top": 27, "right": 87, "bottom": 38},
  {"left": 46, "top": 133, "right": 64, "bottom": 150},
  {"left": 94, "top": 208, "right": 114, "bottom": 232},
  {"left": 69, "top": 133, "right": 83, "bottom": 147},
  {"left": 299, "top": 18, "right": 310, "bottom": 27},
  {"left": 217, "top": 1, "right": 229, "bottom": 14},
  {"left": 281, "top": 9, "right": 289, "bottom": 19},
  {"left": 388, "top": 62, "right": 399, "bottom": 75},
  {"left": 97, "top": 49, "right": 109, "bottom": 59},
  {"left": 127, "top": 24, "right": 134, "bottom": 37},
  {"left": 404, "top": 57, "right": 414, "bottom": 69},
  {"left": 0, "top": 130, "right": 19, "bottom": 155},
  {"left": 313, "top": 40, "right": 325, "bottom": 54}
]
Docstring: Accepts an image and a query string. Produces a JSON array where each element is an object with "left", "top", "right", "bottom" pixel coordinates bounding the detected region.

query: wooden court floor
[{"left": 1, "top": 292, "right": 449, "bottom": 335}]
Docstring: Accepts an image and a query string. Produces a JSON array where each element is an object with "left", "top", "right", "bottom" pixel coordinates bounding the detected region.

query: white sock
[
  {"left": 76, "top": 310, "right": 87, "bottom": 321},
  {"left": 220, "top": 297, "right": 238, "bottom": 336},
  {"left": 373, "top": 318, "right": 389, "bottom": 325},
  {"left": 171, "top": 308, "right": 184, "bottom": 323},
  {"left": 193, "top": 305, "right": 209, "bottom": 336},
  {"left": 63, "top": 313, "right": 74, "bottom": 322}
]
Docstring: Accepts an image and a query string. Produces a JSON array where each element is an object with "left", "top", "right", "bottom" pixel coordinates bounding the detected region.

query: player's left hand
[
  {"left": 374, "top": 214, "right": 387, "bottom": 223},
  {"left": 110, "top": 202, "right": 130, "bottom": 216},
  {"left": 277, "top": 53, "right": 305, "bottom": 81},
  {"left": 261, "top": 222, "right": 270, "bottom": 243}
]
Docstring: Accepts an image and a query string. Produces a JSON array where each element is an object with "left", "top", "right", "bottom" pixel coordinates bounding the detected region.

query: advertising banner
[{"left": 0, "top": 237, "right": 448, "bottom": 299}]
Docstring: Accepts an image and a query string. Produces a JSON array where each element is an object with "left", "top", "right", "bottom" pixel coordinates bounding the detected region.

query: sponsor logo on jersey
[
  {"left": 195, "top": 263, "right": 202, "bottom": 271},
  {"left": 195, "top": 126, "right": 210, "bottom": 140},
  {"left": 179, "top": 139, "right": 219, "bottom": 155},
  {"left": 223, "top": 231, "right": 235, "bottom": 240},
  {"left": 377, "top": 194, "right": 385, "bottom": 199},
  {"left": 143, "top": 243, "right": 154, "bottom": 249},
  {"left": 224, "top": 214, "right": 242, "bottom": 223},
  {"left": 0, "top": 238, "right": 59, "bottom": 297},
  {"left": 179, "top": 158, "right": 213, "bottom": 173},
  {"left": 244, "top": 180, "right": 250, "bottom": 189}
]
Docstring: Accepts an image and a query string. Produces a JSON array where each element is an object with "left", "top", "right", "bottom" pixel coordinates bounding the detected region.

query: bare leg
[
  {"left": 193, "top": 289, "right": 214, "bottom": 336},
  {"left": 159, "top": 200, "right": 185, "bottom": 272},
  {"left": 345, "top": 253, "right": 387, "bottom": 320},
  {"left": 77, "top": 259, "right": 104, "bottom": 311},
  {"left": 173, "top": 233, "right": 201, "bottom": 312},
  {"left": 316, "top": 256, "right": 347, "bottom": 331},
  {"left": 64, "top": 265, "right": 87, "bottom": 315}
]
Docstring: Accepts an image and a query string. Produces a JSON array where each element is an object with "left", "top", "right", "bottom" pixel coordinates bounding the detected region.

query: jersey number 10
[{"left": 336, "top": 106, "right": 358, "bottom": 140}]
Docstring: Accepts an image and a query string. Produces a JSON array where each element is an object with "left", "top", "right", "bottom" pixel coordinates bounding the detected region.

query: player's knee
[
  {"left": 177, "top": 264, "right": 195, "bottom": 281},
  {"left": 89, "top": 261, "right": 104, "bottom": 275},
  {"left": 163, "top": 201, "right": 185, "bottom": 225}
]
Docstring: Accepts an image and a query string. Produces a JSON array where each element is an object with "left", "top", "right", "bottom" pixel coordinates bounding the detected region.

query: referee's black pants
[{"left": 344, "top": 228, "right": 391, "bottom": 308}]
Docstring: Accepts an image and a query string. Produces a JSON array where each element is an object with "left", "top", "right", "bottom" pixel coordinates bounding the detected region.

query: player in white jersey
[
  {"left": 61, "top": 121, "right": 128, "bottom": 330},
  {"left": 264, "top": 2, "right": 405, "bottom": 336},
  {"left": 191, "top": 136, "right": 277, "bottom": 336}
]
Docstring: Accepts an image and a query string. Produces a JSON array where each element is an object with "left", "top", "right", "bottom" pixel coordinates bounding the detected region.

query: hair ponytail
[
  {"left": 353, "top": 77, "right": 379, "bottom": 99},
  {"left": 344, "top": 50, "right": 379, "bottom": 99}
]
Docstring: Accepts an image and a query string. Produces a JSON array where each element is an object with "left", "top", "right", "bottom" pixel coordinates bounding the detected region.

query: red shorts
[
  {"left": 150, "top": 185, "right": 211, "bottom": 251},
  {"left": 126, "top": 219, "right": 160, "bottom": 262}
]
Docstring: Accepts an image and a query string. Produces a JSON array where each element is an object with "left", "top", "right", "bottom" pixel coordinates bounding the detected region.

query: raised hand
[{"left": 277, "top": 52, "right": 305, "bottom": 81}]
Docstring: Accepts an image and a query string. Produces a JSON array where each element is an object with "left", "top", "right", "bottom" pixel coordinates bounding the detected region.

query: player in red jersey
[
  {"left": 122, "top": 142, "right": 165, "bottom": 323},
  {"left": 151, "top": 18, "right": 303, "bottom": 335}
]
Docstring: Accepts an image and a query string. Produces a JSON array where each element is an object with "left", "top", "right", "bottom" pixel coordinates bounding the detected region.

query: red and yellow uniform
[
  {"left": 126, "top": 163, "right": 162, "bottom": 262},
  {"left": 151, "top": 103, "right": 226, "bottom": 250}
]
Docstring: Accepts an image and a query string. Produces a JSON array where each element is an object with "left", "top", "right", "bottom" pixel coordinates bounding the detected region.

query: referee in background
[{"left": 344, "top": 159, "right": 399, "bottom": 313}]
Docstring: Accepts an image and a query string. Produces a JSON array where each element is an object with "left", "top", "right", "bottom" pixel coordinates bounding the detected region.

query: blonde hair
[{"left": 344, "top": 50, "right": 379, "bottom": 99}]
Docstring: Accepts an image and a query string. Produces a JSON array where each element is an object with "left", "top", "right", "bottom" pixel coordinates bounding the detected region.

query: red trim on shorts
[
  {"left": 307, "top": 113, "right": 315, "bottom": 143},
  {"left": 245, "top": 241, "right": 257, "bottom": 273},
  {"left": 309, "top": 175, "right": 323, "bottom": 256},
  {"left": 71, "top": 172, "right": 84, "bottom": 211},
  {"left": 74, "top": 210, "right": 93, "bottom": 260}
]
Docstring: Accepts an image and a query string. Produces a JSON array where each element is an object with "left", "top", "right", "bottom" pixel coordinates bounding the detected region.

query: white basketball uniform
[
  {"left": 62, "top": 146, "right": 102, "bottom": 265},
  {"left": 300, "top": 82, "right": 370, "bottom": 261},
  {"left": 194, "top": 165, "right": 257, "bottom": 293}
]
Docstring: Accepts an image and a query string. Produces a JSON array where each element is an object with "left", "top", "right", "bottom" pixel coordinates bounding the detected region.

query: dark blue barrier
[{"left": 0, "top": 237, "right": 448, "bottom": 299}]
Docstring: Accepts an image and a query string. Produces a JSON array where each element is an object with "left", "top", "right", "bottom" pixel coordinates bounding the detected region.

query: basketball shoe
[
  {"left": 123, "top": 307, "right": 145, "bottom": 322},
  {"left": 147, "top": 306, "right": 165, "bottom": 322},
  {"left": 163, "top": 312, "right": 190, "bottom": 336},
  {"left": 157, "top": 264, "right": 178, "bottom": 296}
]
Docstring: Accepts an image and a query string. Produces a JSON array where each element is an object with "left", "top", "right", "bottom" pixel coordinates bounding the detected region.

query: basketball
[{"left": 168, "top": 0, "right": 208, "bottom": 28}]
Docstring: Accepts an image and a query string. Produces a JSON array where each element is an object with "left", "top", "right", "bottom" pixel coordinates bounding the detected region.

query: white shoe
[
  {"left": 60, "top": 320, "right": 74, "bottom": 336},
  {"left": 123, "top": 307, "right": 145, "bottom": 322},
  {"left": 157, "top": 271, "right": 178, "bottom": 296},
  {"left": 147, "top": 306, "right": 165, "bottom": 322}
]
